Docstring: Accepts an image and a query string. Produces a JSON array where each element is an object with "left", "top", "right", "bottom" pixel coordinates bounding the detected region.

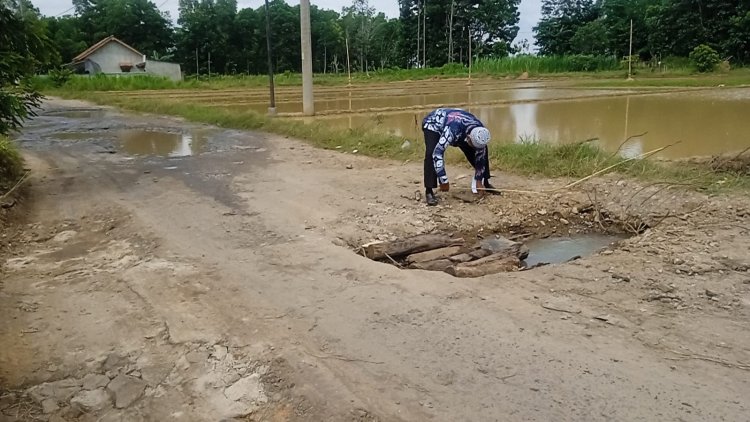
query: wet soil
[{"left": 1, "top": 98, "right": 749, "bottom": 421}]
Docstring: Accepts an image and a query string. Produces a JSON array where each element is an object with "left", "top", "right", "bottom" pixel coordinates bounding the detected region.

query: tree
[
  {"left": 0, "top": 1, "right": 52, "bottom": 134},
  {"left": 396, "top": 0, "right": 520, "bottom": 68},
  {"left": 726, "top": 10, "right": 750, "bottom": 63},
  {"left": 74, "top": 0, "right": 173, "bottom": 56},
  {"left": 342, "top": 0, "right": 377, "bottom": 72},
  {"left": 689, "top": 44, "right": 721, "bottom": 72},
  {"left": 534, "top": 0, "right": 599, "bottom": 55},
  {"left": 311, "top": 7, "right": 345, "bottom": 73},
  {"left": 44, "top": 16, "right": 88, "bottom": 65}
]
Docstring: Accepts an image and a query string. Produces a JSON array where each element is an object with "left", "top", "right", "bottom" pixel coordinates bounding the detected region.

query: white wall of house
[
  {"left": 87, "top": 42, "right": 145, "bottom": 74},
  {"left": 146, "top": 61, "right": 182, "bottom": 81}
]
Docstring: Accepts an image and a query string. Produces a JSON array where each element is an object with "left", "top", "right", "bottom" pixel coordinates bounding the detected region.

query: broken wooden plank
[
  {"left": 408, "top": 259, "right": 454, "bottom": 272},
  {"left": 446, "top": 257, "right": 520, "bottom": 277},
  {"left": 450, "top": 248, "right": 494, "bottom": 263},
  {"left": 363, "top": 234, "right": 464, "bottom": 261},
  {"left": 457, "top": 250, "right": 521, "bottom": 267},
  {"left": 405, "top": 246, "right": 463, "bottom": 264},
  {"left": 446, "top": 247, "right": 525, "bottom": 277},
  {"left": 468, "top": 248, "right": 494, "bottom": 260}
]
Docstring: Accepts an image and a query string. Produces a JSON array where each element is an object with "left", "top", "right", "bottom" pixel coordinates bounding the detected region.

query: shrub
[
  {"left": 689, "top": 44, "right": 721, "bottom": 72},
  {"left": 0, "top": 135, "right": 24, "bottom": 191},
  {"left": 49, "top": 67, "right": 73, "bottom": 87}
]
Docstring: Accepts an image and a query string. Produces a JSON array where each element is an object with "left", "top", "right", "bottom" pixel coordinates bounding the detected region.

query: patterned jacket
[{"left": 422, "top": 108, "right": 487, "bottom": 184}]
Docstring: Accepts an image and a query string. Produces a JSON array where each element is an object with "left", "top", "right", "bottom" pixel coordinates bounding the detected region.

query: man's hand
[{"left": 439, "top": 182, "right": 450, "bottom": 192}]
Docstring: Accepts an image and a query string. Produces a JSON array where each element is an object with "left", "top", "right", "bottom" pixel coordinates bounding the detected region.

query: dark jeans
[{"left": 423, "top": 129, "right": 491, "bottom": 189}]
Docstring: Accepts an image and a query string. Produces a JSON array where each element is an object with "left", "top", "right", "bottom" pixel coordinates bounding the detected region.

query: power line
[{"left": 55, "top": 6, "right": 75, "bottom": 17}]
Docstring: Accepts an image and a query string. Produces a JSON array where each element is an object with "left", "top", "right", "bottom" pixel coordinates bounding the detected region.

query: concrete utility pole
[
  {"left": 467, "top": 28, "right": 472, "bottom": 86},
  {"left": 448, "top": 0, "right": 454, "bottom": 62},
  {"left": 416, "top": 0, "right": 421, "bottom": 67},
  {"left": 422, "top": 0, "right": 426, "bottom": 67},
  {"left": 627, "top": 19, "right": 634, "bottom": 81},
  {"left": 345, "top": 35, "right": 352, "bottom": 86},
  {"left": 264, "top": 0, "right": 276, "bottom": 115},
  {"left": 300, "top": 0, "right": 314, "bottom": 115}
]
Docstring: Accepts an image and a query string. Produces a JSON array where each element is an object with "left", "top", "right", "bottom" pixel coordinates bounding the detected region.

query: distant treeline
[{"left": 5, "top": 0, "right": 749, "bottom": 77}]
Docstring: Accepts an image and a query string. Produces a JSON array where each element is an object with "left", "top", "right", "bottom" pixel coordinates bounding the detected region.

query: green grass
[
  {"left": 474, "top": 55, "right": 621, "bottom": 73},
  {"left": 490, "top": 141, "right": 749, "bottom": 192},
  {"left": 570, "top": 67, "right": 750, "bottom": 87},
  {"left": 32, "top": 67, "right": 476, "bottom": 92},
  {"left": 0, "top": 135, "right": 25, "bottom": 193}
]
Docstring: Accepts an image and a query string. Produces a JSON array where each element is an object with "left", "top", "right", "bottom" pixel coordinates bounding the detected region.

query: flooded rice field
[{"left": 119, "top": 79, "right": 750, "bottom": 159}]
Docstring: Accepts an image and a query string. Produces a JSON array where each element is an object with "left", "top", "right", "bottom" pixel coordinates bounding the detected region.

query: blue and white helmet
[{"left": 469, "top": 127, "right": 490, "bottom": 148}]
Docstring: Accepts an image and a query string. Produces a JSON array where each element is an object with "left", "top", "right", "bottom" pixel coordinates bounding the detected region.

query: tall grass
[
  {"left": 34, "top": 66, "right": 473, "bottom": 92},
  {"left": 36, "top": 58, "right": 750, "bottom": 93},
  {"left": 0, "top": 135, "right": 24, "bottom": 192},
  {"left": 474, "top": 55, "right": 621, "bottom": 74},
  {"left": 489, "top": 140, "right": 748, "bottom": 191}
]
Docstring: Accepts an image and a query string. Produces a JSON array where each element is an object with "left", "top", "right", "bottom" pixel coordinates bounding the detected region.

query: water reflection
[{"left": 118, "top": 130, "right": 206, "bottom": 157}]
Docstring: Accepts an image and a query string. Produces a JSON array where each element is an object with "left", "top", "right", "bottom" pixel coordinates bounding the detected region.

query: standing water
[
  {"left": 522, "top": 234, "right": 624, "bottom": 267},
  {"left": 118, "top": 130, "right": 207, "bottom": 157},
  {"left": 291, "top": 85, "right": 750, "bottom": 159}
]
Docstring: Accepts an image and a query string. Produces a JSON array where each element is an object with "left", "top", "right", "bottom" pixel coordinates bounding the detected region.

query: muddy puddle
[
  {"left": 118, "top": 130, "right": 207, "bottom": 157},
  {"left": 48, "top": 129, "right": 209, "bottom": 157},
  {"left": 522, "top": 234, "right": 624, "bottom": 267},
  {"left": 291, "top": 86, "right": 750, "bottom": 159},
  {"left": 43, "top": 109, "right": 105, "bottom": 119}
]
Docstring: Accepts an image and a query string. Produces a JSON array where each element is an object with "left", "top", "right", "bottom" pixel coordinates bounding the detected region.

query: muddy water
[
  {"left": 118, "top": 130, "right": 207, "bottom": 157},
  {"left": 294, "top": 86, "right": 750, "bottom": 159},
  {"left": 222, "top": 87, "right": 621, "bottom": 114},
  {"left": 44, "top": 109, "right": 105, "bottom": 119},
  {"left": 522, "top": 234, "right": 624, "bottom": 267},
  {"left": 49, "top": 129, "right": 208, "bottom": 157}
]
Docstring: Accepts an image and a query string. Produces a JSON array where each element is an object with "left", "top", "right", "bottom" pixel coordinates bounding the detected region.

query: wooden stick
[
  {"left": 383, "top": 252, "right": 402, "bottom": 267},
  {"left": 562, "top": 141, "right": 681, "bottom": 190},
  {"left": 602, "top": 131, "right": 648, "bottom": 165},
  {"left": 0, "top": 171, "right": 30, "bottom": 200},
  {"left": 451, "top": 186, "right": 544, "bottom": 195}
]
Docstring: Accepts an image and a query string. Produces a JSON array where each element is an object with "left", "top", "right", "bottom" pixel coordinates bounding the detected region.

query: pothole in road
[
  {"left": 44, "top": 109, "right": 105, "bottom": 119},
  {"left": 48, "top": 129, "right": 209, "bottom": 157},
  {"left": 358, "top": 231, "right": 626, "bottom": 278},
  {"left": 118, "top": 129, "right": 207, "bottom": 157}
]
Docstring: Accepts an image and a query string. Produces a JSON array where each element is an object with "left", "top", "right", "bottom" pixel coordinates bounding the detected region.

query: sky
[{"left": 32, "top": 0, "right": 540, "bottom": 46}]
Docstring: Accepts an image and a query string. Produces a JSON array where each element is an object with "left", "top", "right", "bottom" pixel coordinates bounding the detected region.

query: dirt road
[{"left": 1, "top": 99, "right": 748, "bottom": 421}]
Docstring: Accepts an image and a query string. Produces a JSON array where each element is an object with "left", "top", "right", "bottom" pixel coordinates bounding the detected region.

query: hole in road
[
  {"left": 118, "top": 130, "right": 207, "bottom": 157},
  {"left": 48, "top": 129, "right": 208, "bottom": 157},
  {"left": 44, "top": 109, "right": 105, "bottom": 119},
  {"left": 358, "top": 231, "right": 626, "bottom": 278}
]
